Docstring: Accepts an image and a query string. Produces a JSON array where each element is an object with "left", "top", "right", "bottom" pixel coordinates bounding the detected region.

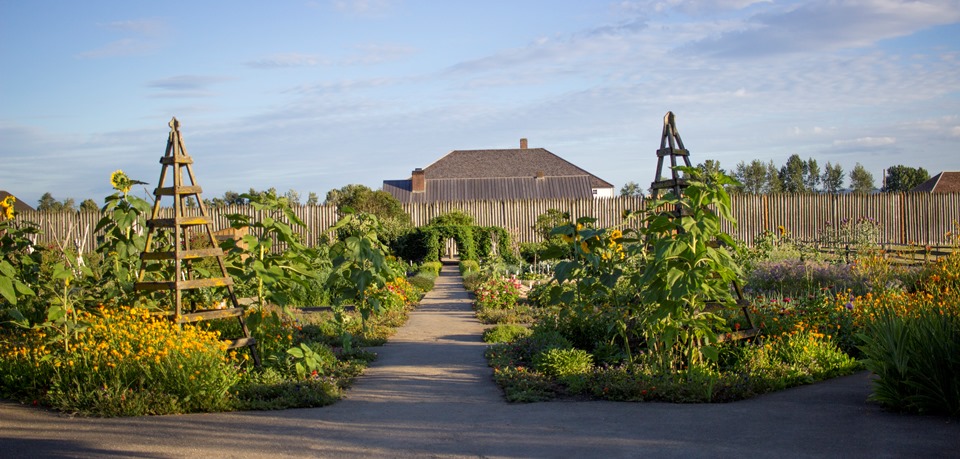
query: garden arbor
[
  {"left": 650, "top": 111, "right": 757, "bottom": 342},
  {"left": 135, "top": 117, "right": 260, "bottom": 365}
]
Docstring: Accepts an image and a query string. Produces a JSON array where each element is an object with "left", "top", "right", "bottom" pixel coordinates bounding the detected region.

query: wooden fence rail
[{"left": 14, "top": 193, "right": 960, "bottom": 255}]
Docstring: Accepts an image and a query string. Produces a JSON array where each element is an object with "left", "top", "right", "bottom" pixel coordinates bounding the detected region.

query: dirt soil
[{"left": 1, "top": 263, "right": 958, "bottom": 458}]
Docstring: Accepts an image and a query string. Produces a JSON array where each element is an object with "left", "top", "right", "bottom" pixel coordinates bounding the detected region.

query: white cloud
[
  {"left": 76, "top": 19, "right": 168, "bottom": 59},
  {"left": 246, "top": 53, "right": 330, "bottom": 68},
  {"left": 147, "top": 75, "right": 230, "bottom": 98},
  {"left": 330, "top": 0, "right": 393, "bottom": 15},
  {"left": 687, "top": 0, "right": 960, "bottom": 57},
  {"left": 833, "top": 136, "right": 897, "bottom": 147}
]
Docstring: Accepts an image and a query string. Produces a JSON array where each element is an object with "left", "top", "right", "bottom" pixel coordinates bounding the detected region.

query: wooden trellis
[
  {"left": 135, "top": 117, "right": 260, "bottom": 365},
  {"left": 650, "top": 111, "right": 757, "bottom": 342}
]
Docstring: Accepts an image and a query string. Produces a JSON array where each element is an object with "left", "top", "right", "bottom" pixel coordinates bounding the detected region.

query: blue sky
[{"left": 2, "top": 0, "right": 959, "bottom": 206}]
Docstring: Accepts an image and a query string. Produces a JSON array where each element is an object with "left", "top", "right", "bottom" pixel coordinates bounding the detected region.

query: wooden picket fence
[{"left": 14, "top": 193, "right": 960, "bottom": 255}]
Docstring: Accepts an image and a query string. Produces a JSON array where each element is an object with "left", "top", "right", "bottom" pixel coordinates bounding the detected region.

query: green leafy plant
[
  {"left": 92, "top": 170, "right": 153, "bottom": 307},
  {"left": 325, "top": 209, "right": 397, "bottom": 343},
  {"left": 483, "top": 324, "right": 532, "bottom": 343},
  {"left": 222, "top": 190, "right": 324, "bottom": 312},
  {"left": 638, "top": 167, "right": 742, "bottom": 369}
]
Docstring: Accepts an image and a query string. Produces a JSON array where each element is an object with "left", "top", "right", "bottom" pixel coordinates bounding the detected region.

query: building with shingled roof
[
  {"left": 383, "top": 139, "right": 615, "bottom": 202},
  {"left": 910, "top": 171, "right": 960, "bottom": 193}
]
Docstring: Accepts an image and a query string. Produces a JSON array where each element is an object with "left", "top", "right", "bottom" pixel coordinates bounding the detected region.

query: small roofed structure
[
  {"left": 910, "top": 171, "right": 960, "bottom": 193},
  {"left": 383, "top": 139, "right": 615, "bottom": 202},
  {"left": 0, "top": 190, "right": 36, "bottom": 212}
]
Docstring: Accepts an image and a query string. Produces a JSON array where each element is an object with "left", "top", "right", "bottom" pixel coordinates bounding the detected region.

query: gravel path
[{"left": 1, "top": 263, "right": 958, "bottom": 458}]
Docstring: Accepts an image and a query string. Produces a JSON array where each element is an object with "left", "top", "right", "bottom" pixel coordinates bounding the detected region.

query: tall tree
[
  {"left": 850, "top": 163, "right": 875, "bottom": 194},
  {"left": 733, "top": 160, "right": 767, "bottom": 194},
  {"left": 805, "top": 158, "right": 821, "bottom": 192},
  {"left": 324, "top": 184, "right": 412, "bottom": 242},
  {"left": 306, "top": 192, "right": 320, "bottom": 206},
  {"left": 779, "top": 154, "right": 808, "bottom": 193},
  {"left": 764, "top": 161, "right": 783, "bottom": 194},
  {"left": 223, "top": 191, "right": 244, "bottom": 206},
  {"left": 882, "top": 165, "right": 930, "bottom": 192},
  {"left": 821, "top": 162, "right": 845, "bottom": 194},
  {"left": 36, "top": 192, "right": 75, "bottom": 212},
  {"left": 619, "top": 181, "right": 643, "bottom": 197},
  {"left": 285, "top": 189, "right": 301, "bottom": 206}
]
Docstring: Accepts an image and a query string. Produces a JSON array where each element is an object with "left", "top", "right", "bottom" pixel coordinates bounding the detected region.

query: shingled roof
[
  {"left": 910, "top": 172, "right": 960, "bottom": 193},
  {"left": 383, "top": 141, "right": 614, "bottom": 202}
]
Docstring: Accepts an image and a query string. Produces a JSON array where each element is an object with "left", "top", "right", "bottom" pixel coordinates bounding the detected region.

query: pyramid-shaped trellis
[
  {"left": 135, "top": 117, "right": 260, "bottom": 365},
  {"left": 650, "top": 111, "right": 757, "bottom": 342}
]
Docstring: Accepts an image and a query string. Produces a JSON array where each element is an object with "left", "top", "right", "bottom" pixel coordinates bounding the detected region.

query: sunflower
[
  {"left": 0, "top": 195, "right": 15, "bottom": 220},
  {"left": 110, "top": 170, "right": 132, "bottom": 194}
]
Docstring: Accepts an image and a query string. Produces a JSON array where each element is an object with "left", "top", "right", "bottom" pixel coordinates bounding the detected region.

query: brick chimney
[
  {"left": 411, "top": 168, "right": 425, "bottom": 193},
  {"left": 520, "top": 138, "right": 528, "bottom": 149}
]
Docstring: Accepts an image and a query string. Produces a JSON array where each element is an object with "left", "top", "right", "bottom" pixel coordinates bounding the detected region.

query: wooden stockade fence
[{"left": 15, "top": 193, "right": 960, "bottom": 255}]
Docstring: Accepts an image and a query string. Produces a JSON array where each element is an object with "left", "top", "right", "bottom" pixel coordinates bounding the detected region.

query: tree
[
  {"left": 764, "top": 161, "right": 783, "bottom": 194},
  {"left": 779, "top": 155, "right": 808, "bottom": 193},
  {"left": 36, "top": 192, "right": 75, "bottom": 212},
  {"left": 733, "top": 160, "right": 767, "bottom": 194},
  {"left": 325, "top": 184, "right": 412, "bottom": 243},
  {"left": 882, "top": 165, "right": 930, "bottom": 192},
  {"left": 285, "top": 189, "right": 301, "bottom": 206},
  {"left": 821, "top": 162, "right": 844, "bottom": 194},
  {"left": 850, "top": 163, "right": 875, "bottom": 194},
  {"left": 805, "top": 158, "right": 820, "bottom": 192},
  {"left": 306, "top": 192, "right": 320, "bottom": 206},
  {"left": 619, "top": 181, "right": 643, "bottom": 197},
  {"left": 79, "top": 199, "right": 99, "bottom": 212},
  {"left": 223, "top": 191, "right": 244, "bottom": 206}
]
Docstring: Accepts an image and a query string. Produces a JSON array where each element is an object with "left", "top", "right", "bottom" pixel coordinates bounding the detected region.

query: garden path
[{"left": 1, "top": 262, "right": 959, "bottom": 458}]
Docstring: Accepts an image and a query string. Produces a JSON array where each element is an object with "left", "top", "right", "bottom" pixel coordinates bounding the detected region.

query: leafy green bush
[
  {"left": 408, "top": 273, "right": 435, "bottom": 292},
  {"left": 419, "top": 261, "right": 442, "bottom": 277},
  {"left": 483, "top": 324, "right": 531, "bottom": 343},
  {"left": 533, "top": 347, "right": 594, "bottom": 378},
  {"left": 459, "top": 260, "right": 480, "bottom": 275}
]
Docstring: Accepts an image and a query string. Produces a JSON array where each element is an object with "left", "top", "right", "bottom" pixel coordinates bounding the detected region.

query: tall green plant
[
  {"left": 92, "top": 170, "right": 152, "bottom": 306},
  {"left": 325, "top": 209, "right": 396, "bottom": 341},
  {"left": 638, "top": 167, "right": 742, "bottom": 369},
  {"left": 222, "top": 190, "right": 323, "bottom": 313},
  {"left": 0, "top": 195, "right": 40, "bottom": 319}
]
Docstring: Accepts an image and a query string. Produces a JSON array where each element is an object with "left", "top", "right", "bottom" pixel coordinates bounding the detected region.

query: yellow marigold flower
[
  {"left": 562, "top": 234, "right": 573, "bottom": 243},
  {"left": 580, "top": 241, "right": 590, "bottom": 253},
  {"left": 610, "top": 229, "right": 623, "bottom": 240}
]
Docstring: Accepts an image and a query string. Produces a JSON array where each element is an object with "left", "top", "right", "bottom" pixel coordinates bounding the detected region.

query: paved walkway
[{"left": 1, "top": 264, "right": 958, "bottom": 458}]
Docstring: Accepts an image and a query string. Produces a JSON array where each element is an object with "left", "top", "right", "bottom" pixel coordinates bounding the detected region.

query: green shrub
[
  {"left": 459, "top": 260, "right": 480, "bottom": 275},
  {"left": 418, "top": 261, "right": 442, "bottom": 277},
  {"left": 483, "top": 324, "right": 532, "bottom": 343},
  {"left": 533, "top": 347, "right": 594, "bottom": 378},
  {"left": 408, "top": 273, "right": 435, "bottom": 292}
]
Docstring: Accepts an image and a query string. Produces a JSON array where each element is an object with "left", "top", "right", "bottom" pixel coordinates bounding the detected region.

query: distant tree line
[{"left": 620, "top": 155, "right": 930, "bottom": 196}]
